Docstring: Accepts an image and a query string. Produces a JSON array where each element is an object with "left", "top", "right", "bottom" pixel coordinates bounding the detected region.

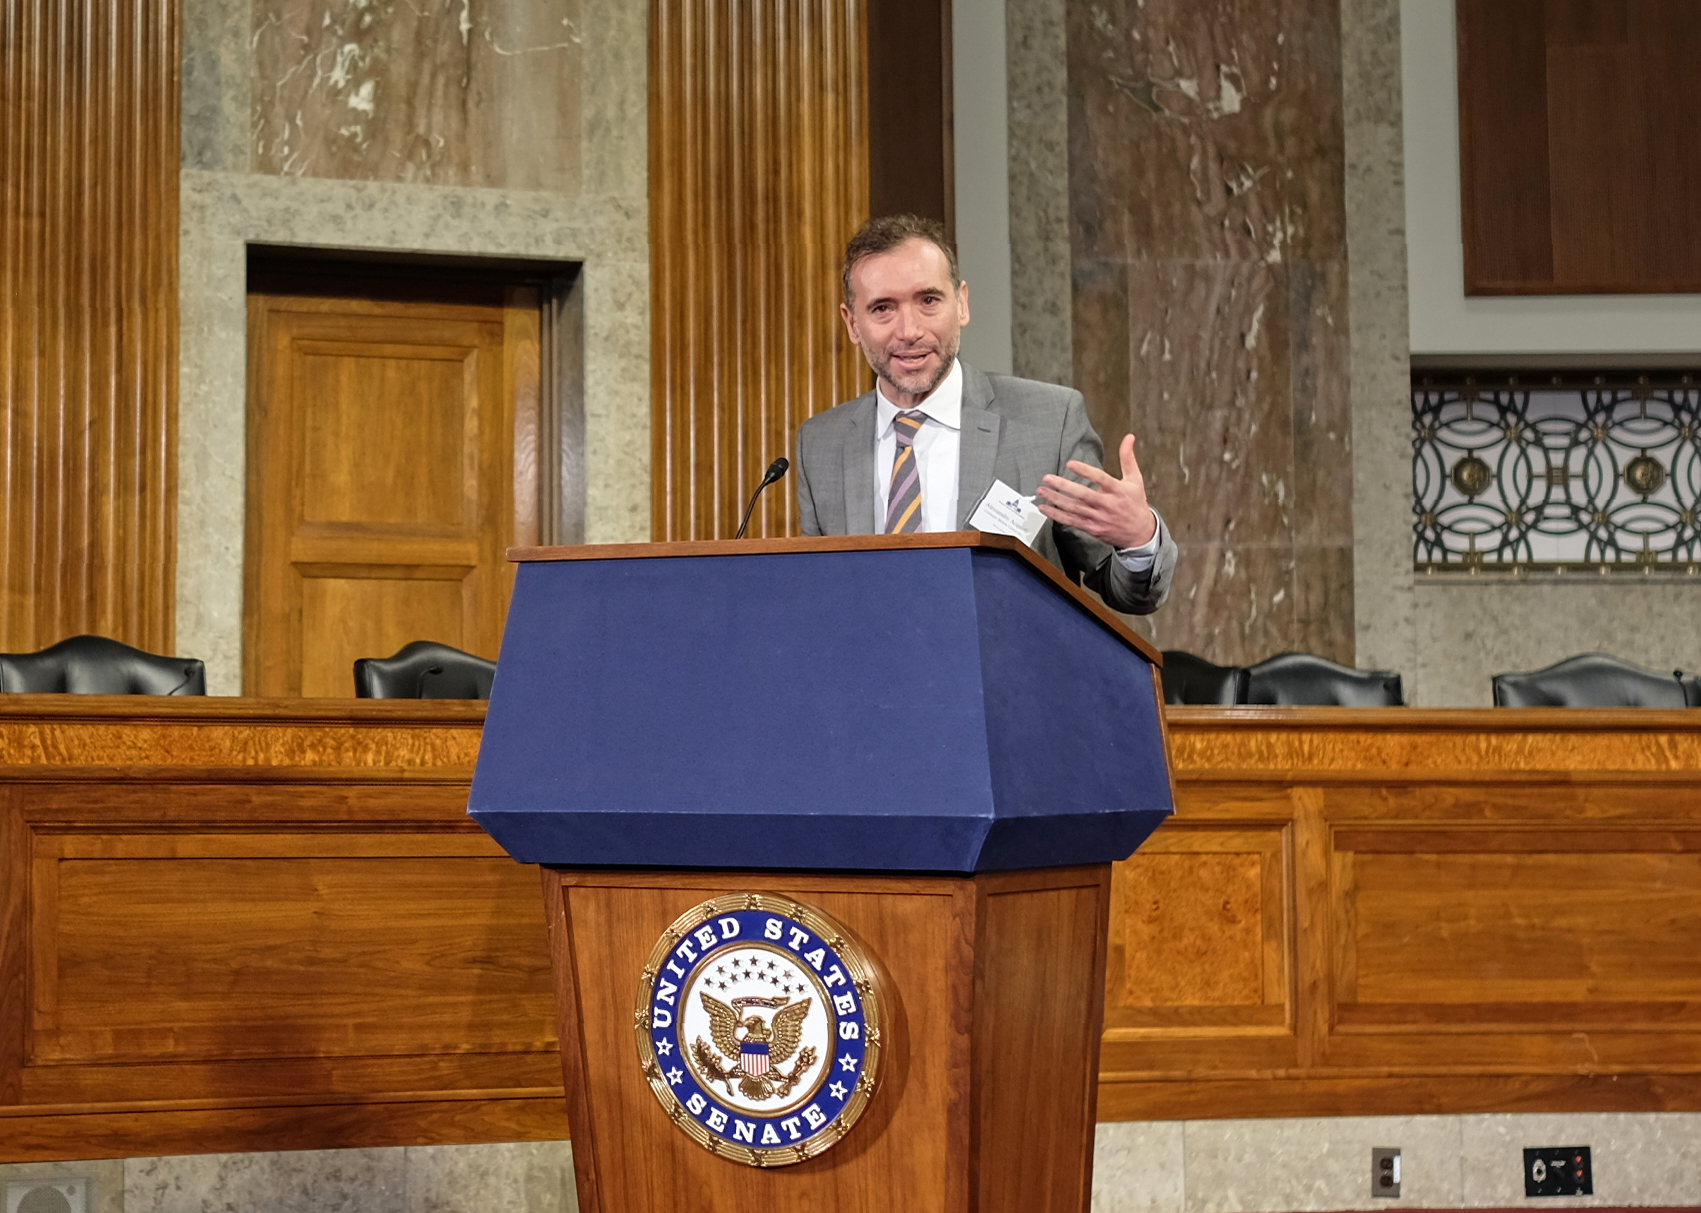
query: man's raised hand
[{"left": 1033, "top": 433, "right": 1158, "bottom": 550}]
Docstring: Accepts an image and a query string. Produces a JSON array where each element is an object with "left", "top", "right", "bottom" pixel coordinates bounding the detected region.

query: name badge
[{"left": 967, "top": 478, "right": 1047, "bottom": 547}]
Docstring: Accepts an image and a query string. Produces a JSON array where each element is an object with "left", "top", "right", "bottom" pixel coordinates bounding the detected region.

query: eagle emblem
[
  {"left": 693, "top": 994, "right": 817, "bottom": 1101},
  {"left": 634, "top": 893, "right": 886, "bottom": 1167}
]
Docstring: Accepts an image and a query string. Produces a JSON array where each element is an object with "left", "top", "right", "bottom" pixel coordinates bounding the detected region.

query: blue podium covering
[{"left": 469, "top": 540, "right": 1173, "bottom": 872}]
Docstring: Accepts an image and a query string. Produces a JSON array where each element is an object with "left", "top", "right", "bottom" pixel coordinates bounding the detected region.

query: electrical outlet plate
[
  {"left": 1524, "top": 1146, "right": 1592, "bottom": 1197},
  {"left": 6, "top": 1179, "right": 89, "bottom": 1213},
  {"left": 1372, "top": 1147, "right": 1401, "bottom": 1198}
]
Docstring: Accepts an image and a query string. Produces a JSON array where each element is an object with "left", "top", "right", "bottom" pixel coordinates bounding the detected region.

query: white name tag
[{"left": 967, "top": 478, "right": 1047, "bottom": 547}]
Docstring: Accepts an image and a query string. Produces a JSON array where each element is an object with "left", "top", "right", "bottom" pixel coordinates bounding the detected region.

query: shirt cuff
[{"left": 1113, "top": 510, "right": 1163, "bottom": 573}]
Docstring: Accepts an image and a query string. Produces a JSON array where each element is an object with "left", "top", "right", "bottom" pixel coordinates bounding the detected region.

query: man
[{"left": 795, "top": 214, "right": 1176, "bottom": 615}]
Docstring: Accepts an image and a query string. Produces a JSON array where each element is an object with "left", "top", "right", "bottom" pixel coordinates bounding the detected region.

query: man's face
[{"left": 840, "top": 237, "right": 971, "bottom": 405}]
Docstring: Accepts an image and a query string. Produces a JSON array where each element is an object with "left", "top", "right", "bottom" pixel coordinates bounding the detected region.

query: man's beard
[{"left": 869, "top": 331, "right": 959, "bottom": 400}]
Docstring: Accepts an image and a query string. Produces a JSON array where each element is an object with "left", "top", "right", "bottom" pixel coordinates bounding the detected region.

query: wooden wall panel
[
  {"left": 1456, "top": 0, "right": 1554, "bottom": 289},
  {"left": 17, "top": 701, "right": 1701, "bottom": 1161},
  {"left": 1458, "top": 0, "right": 1701, "bottom": 293},
  {"left": 0, "top": 0, "right": 180, "bottom": 654},
  {"left": 1106, "top": 823, "right": 1290, "bottom": 1031},
  {"left": 0, "top": 698, "right": 567, "bottom": 1162},
  {"left": 866, "top": 0, "right": 952, "bottom": 228},
  {"left": 1101, "top": 708, "right": 1701, "bottom": 1121},
  {"left": 650, "top": 0, "right": 871, "bottom": 541},
  {"left": 35, "top": 846, "right": 552, "bottom": 1066}
]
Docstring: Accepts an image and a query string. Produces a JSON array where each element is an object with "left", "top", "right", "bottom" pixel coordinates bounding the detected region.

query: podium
[{"left": 470, "top": 534, "right": 1173, "bottom": 1213}]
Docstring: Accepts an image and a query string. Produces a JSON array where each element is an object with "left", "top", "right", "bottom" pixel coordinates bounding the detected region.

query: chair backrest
[
  {"left": 1160, "top": 650, "right": 1250, "bottom": 705},
  {"left": 0, "top": 634, "right": 206, "bottom": 695},
  {"left": 1246, "top": 652, "right": 1404, "bottom": 707},
  {"left": 1492, "top": 653, "right": 1698, "bottom": 707},
  {"left": 353, "top": 640, "right": 496, "bottom": 699}
]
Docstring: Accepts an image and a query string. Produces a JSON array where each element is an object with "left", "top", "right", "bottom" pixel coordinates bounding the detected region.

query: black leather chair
[
  {"left": 1492, "top": 653, "right": 1701, "bottom": 707},
  {"left": 1245, "top": 652, "right": 1404, "bottom": 706},
  {"left": 0, "top": 635, "right": 206, "bottom": 694},
  {"left": 354, "top": 640, "right": 497, "bottom": 699},
  {"left": 1160, "top": 650, "right": 1250, "bottom": 705}
]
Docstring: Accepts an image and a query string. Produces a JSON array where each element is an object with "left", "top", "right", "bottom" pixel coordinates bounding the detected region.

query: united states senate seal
[{"left": 634, "top": 892, "right": 885, "bottom": 1167}]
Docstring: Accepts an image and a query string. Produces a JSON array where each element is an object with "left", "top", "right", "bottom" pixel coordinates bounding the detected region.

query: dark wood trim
[
  {"left": 247, "top": 244, "right": 579, "bottom": 287},
  {"left": 866, "top": 0, "right": 953, "bottom": 230},
  {"left": 1412, "top": 357, "right": 1701, "bottom": 375},
  {"left": 542, "top": 871, "right": 601, "bottom": 1212},
  {"left": 1456, "top": 0, "right": 1701, "bottom": 294},
  {"left": 1461, "top": 278, "right": 1701, "bottom": 296},
  {"left": 1456, "top": 0, "right": 1552, "bottom": 294},
  {"left": 0, "top": 1099, "right": 570, "bottom": 1163}
]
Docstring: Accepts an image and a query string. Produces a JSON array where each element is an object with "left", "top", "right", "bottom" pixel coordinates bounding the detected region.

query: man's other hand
[{"left": 1034, "top": 433, "right": 1158, "bottom": 549}]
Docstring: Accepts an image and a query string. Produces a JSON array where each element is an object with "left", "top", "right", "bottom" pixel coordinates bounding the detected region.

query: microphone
[{"left": 734, "top": 457, "right": 790, "bottom": 539}]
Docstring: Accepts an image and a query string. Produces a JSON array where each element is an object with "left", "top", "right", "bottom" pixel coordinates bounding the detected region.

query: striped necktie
[{"left": 885, "top": 410, "right": 926, "bottom": 533}]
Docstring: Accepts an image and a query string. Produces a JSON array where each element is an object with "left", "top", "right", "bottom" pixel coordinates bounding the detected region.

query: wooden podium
[{"left": 469, "top": 534, "right": 1174, "bottom": 1213}]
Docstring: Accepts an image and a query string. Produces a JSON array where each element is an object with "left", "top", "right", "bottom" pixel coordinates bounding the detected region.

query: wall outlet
[
  {"left": 1524, "top": 1146, "right": 1592, "bottom": 1197},
  {"left": 6, "top": 1179, "right": 89, "bottom": 1213},
  {"left": 1372, "top": 1147, "right": 1401, "bottom": 1198}
]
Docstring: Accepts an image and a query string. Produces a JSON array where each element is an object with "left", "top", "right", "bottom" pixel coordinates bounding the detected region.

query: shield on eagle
[{"left": 740, "top": 1039, "right": 770, "bottom": 1077}]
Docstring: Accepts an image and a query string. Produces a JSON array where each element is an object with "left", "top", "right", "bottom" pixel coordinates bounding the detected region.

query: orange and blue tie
[{"left": 885, "top": 410, "right": 926, "bottom": 533}]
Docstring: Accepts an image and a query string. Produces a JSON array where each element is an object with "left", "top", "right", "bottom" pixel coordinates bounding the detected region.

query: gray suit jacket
[{"left": 794, "top": 362, "right": 1176, "bottom": 615}]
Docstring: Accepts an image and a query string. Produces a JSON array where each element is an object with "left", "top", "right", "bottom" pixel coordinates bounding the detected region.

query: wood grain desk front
[
  {"left": 0, "top": 697, "right": 565, "bottom": 1161},
  {"left": 1115, "top": 706, "right": 1701, "bottom": 1119},
  {"left": 4, "top": 700, "right": 1701, "bottom": 1160}
]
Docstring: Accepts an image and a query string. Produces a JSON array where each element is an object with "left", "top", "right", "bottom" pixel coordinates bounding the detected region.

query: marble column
[
  {"left": 1067, "top": 0, "right": 1354, "bottom": 664},
  {"left": 1007, "top": 0, "right": 1075, "bottom": 387},
  {"left": 1342, "top": 0, "right": 1416, "bottom": 685}
]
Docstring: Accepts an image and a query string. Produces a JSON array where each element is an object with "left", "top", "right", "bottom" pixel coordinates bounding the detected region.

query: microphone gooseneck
[{"left": 734, "top": 457, "right": 790, "bottom": 539}]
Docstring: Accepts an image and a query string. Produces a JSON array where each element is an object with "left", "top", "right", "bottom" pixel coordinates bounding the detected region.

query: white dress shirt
[
  {"left": 874, "top": 360, "right": 964, "bottom": 534},
  {"left": 873, "top": 359, "right": 1161, "bottom": 571}
]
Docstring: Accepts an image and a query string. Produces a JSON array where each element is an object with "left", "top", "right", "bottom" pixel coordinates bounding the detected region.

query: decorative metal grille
[{"left": 1412, "top": 371, "right": 1701, "bottom": 573}]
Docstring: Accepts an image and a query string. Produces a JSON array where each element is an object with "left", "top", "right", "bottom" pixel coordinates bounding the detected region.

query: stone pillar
[{"left": 1065, "top": 0, "right": 1355, "bottom": 664}]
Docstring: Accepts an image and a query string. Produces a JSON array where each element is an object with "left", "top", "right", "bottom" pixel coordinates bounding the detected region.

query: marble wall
[
  {"left": 11, "top": 1117, "right": 1701, "bottom": 1213},
  {"left": 176, "top": 0, "right": 648, "bottom": 693},
  {"left": 1094, "top": 1113, "right": 1701, "bottom": 1211},
  {"left": 1340, "top": 0, "right": 1415, "bottom": 684},
  {"left": 1411, "top": 578, "right": 1701, "bottom": 707},
  {"left": 1066, "top": 0, "right": 1355, "bottom": 665},
  {"left": 1387, "top": 0, "right": 1701, "bottom": 705},
  {"left": 1342, "top": 0, "right": 1701, "bottom": 705},
  {"left": 1007, "top": 0, "right": 1074, "bottom": 388},
  {"left": 251, "top": 0, "right": 581, "bottom": 191},
  {"left": 0, "top": 1144, "right": 577, "bottom": 1213}
]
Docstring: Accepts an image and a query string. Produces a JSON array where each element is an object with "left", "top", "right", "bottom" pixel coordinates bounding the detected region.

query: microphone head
[{"left": 763, "top": 456, "right": 790, "bottom": 484}]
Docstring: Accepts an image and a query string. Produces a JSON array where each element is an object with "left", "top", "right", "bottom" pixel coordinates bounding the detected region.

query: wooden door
[{"left": 245, "top": 288, "right": 538, "bottom": 697}]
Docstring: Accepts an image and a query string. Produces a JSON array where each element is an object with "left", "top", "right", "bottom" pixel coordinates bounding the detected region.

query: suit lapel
[
  {"left": 956, "top": 364, "right": 1000, "bottom": 528},
  {"left": 840, "top": 393, "right": 878, "bottom": 534}
]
